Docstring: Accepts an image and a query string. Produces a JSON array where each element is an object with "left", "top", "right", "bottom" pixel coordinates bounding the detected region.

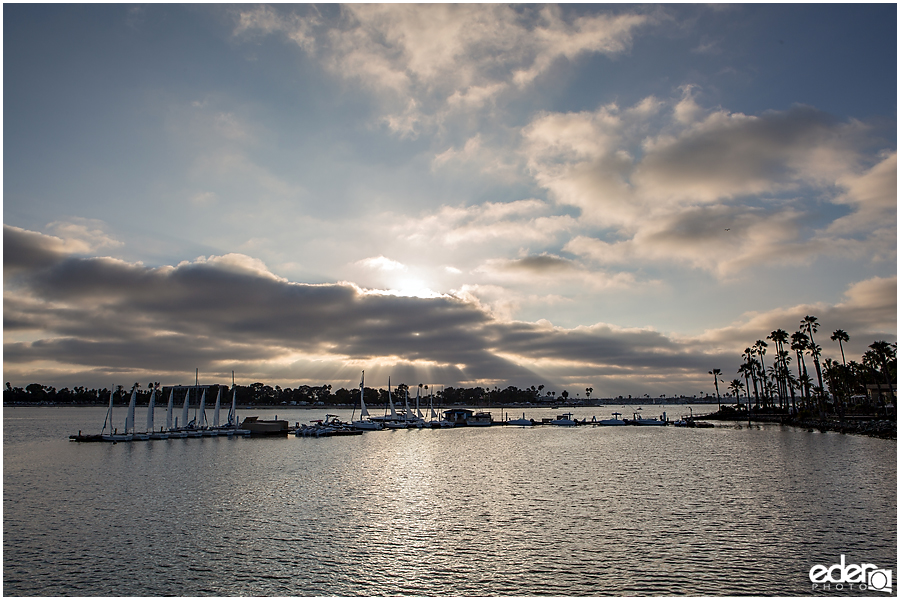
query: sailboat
[
  {"left": 101, "top": 389, "right": 132, "bottom": 442},
  {"left": 169, "top": 388, "right": 190, "bottom": 438},
  {"left": 127, "top": 386, "right": 149, "bottom": 440},
  {"left": 351, "top": 371, "right": 383, "bottom": 430},
  {"left": 223, "top": 387, "right": 250, "bottom": 436},
  {"left": 164, "top": 389, "right": 177, "bottom": 433},
  {"left": 409, "top": 387, "right": 426, "bottom": 428},
  {"left": 427, "top": 388, "right": 439, "bottom": 426},
  {"left": 167, "top": 391, "right": 187, "bottom": 437},
  {"left": 186, "top": 389, "right": 204, "bottom": 436},
  {"left": 148, "top": 386, "right": 169, "bottom": 439},
  {"left": 430, "top": 386, "right": 456, "bottom": 428},
  {"left": 224, "top": 388, "right": 251, "bottom": 436},
  {"left": 202, "top": 388, "right": 221, "bottom": 436},
  {"left": 383, "top": 378, "right": 408, "bottom": 429}
]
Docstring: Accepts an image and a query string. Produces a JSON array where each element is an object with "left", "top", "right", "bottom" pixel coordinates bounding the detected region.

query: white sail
[
  {"left": 146, "top": 387, "right": 157, "bottom": 432},
  {"left": 213, "top": 387, "right": 222, "bottom": 428},
  {"left": 198, "top": 389, "right": 207, "bottom": 428},
  {"left": 403, "top": 389, "right": 411, "bottom": 422},
  {"left": 388, "top": 377, "right": 398, "bottom": 419},
  {"left": 125, "top": 388, "right": 137, "bottom": 434},
  {"left": 359, "top": 372, "right": 369, "bottom": 417},
  {"left": 229, "top": 388, "right": 237, "bottom": 427},
  {"left": 415, "top": 387, "right": 423, "bottom": 419},
  {"left": 103, "top": 389, "right": 114, "bottom": 434},
  {"left": 429, "top": 390, "right": 438, "bottom": 420},
  {"left": 182, "top": 388, "right": 190, "bottom": 428},
  {"left": 166, "top": 389, "right": 174, "bottom": 430}
]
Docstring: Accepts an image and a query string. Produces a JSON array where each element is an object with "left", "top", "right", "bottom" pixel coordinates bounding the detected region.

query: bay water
[{"left": 3, "top": 406, "right": 896, "bottom": 596}]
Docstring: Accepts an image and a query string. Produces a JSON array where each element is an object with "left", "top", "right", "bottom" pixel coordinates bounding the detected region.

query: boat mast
[
  {"left": 181, "top": 388, "right": 190, "bottom": 429},
  {"left": 213, "top": 387, "right": 222, "bottom": 428},
  {"left": 166, "top": 389, "right": 174, "bottom": 431},
  {"left": 198, "top": 389, "right": 208, "bottom": 429},
  {"left": 403, "top": 388, "right": 410, "bottom": 423},
  {"left": 388, "top": 377, "right": 398, "bottom": 419},
  {"left": 146, "top": 385, "right": 156, "bottom": 434},
  {"left": 229, "top": 388, "right": 237, "bottom": 427},
  {"left": 102, "top": 389, "right": 114, "bottom": 434},
  {"left": 193, "top": 368, "right": 199, "bottom": 423},
  {"left": 125, "top": 386, "right": 137, "bottom": 435}
]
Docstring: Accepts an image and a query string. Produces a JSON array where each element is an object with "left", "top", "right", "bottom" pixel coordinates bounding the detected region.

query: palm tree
[
  {"left": 738, "top": 362, "right": 753, "bottom": 409},
  {"left": 768, "top": 329, "right": 790, "bottom": 406},
  {"left": 742, "top": 349, "right": 760, "bottom": 408},
  {"left": 709, "top": 368, "right": 722, "bottom": 410},
  {"left": 753, "top": 340, "right": 769, "bottom": 408},
  {"left": 831, "top": 329, "right": 849, "bottom": 366},
  {"left": 801, "top": 316, "right": 825, "bottom": 411},
  {"left": 866, "top": 341, "right": 897, "bottom": 413},
  {"left": 728, "top": 379, "right": 745, "bottom": 405},
  {"left": 778, "top": 351, "right": 795, "bottom": 411},
  {"left": 791, "top": 331, "right": 811, "bottom": 407}
]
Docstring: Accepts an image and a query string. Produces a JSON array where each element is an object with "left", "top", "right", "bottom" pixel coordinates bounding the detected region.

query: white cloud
[
  {"left": 693, "top": 275, "right": 897, "bottom": 362},
  {"left": 828, "top": 151, "right": 897, "bottom": 237},
  {"left": 234, "top": 4, "right": 655, "bottom": 135},
  {"left": 474, "top": 253, "right": 642, "bottom": 291},
  {"left": 46, "top": 219, "right": 123, "bottom": 254},
  {"left": 356, "top": 255, "right": 408, "bottom": 272},
  {"left": 522, "top": 93, "right": 895, "bottom": 278},
  {"left": 400, "top": 199, "right": 576, "bottom": 249}
]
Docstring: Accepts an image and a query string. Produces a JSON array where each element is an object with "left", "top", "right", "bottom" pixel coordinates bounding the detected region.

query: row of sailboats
[
  {"left": 88, "top": 385, "right": 250, "bottom": 442},
  {"left": 350, "top": 372, "right": 453, "bottom": 430}
]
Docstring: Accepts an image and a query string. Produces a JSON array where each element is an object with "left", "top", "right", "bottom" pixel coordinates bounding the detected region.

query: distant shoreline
[{"left": 8, "top": 402, "right": 895, "bottom": 439}]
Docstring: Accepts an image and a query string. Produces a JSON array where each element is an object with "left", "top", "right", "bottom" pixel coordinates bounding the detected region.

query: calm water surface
[{"left": 4, "top": 406, "right": 896, "bottom": 596}]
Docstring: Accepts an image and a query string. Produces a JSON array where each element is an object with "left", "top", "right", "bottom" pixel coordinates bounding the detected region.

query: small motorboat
[
  {"left": 594, "top": 412, "right": 628, "bottom": 426},
  {"left": 240, "top": 416, "right": 290, "bottom": 436},
  {"left": 627, "top": 412, "right": 668, "bottom": 426},
  {"left": 550, "top": 412, "right": 578, "bottom": 426},
  {"left": 507, "top": 413, "right": 534, "bottom": 426}
]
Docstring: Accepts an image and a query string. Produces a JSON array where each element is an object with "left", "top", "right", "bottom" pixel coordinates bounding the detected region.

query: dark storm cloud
[
  {"left": 1, "top": 225, "right": 739, "bottom": 389},
  {"left": 488, "top": 321, "right": 710, "bottom": 371},
  {"left": 3, "top": 225, "right": 70, "bottom": 274}
]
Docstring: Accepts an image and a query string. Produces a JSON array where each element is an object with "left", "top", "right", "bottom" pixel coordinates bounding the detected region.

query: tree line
[
  {"left": 713, "top": 315, "right": 896, "bottom": 417},
  {"left": 3, "top": 380, "right": 571, "bottom": 407}
]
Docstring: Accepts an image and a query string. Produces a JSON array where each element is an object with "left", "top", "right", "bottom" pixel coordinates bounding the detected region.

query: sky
[{"left": 3, "top": 3, "right": 897, "bottom": 398}]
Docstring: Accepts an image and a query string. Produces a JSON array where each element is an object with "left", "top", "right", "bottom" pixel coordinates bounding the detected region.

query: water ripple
[{"left": 3, "top": 408, "right": 896, "bottom": 596}]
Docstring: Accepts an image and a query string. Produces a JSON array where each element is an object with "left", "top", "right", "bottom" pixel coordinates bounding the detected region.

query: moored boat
[
  {"left": 550, "top": 412, "right": 578, "bottom": 426},
  {"left": 627, "top": 411, "right": 668, "bottom": 426},
  {"left": 507, "top": 413, "right": 535, "bottom": 426},
  {"left": 595, "top": 412, "right": 628, "bottom": 426},
  {"left": 468, "top": 411, "right": 493, "bottom": 426},
  {"left": 240, "top": 416, "right": 290, "bottom": 436},
  {"left": 351, "top": 372, "right": 383, "bottom": 430}
]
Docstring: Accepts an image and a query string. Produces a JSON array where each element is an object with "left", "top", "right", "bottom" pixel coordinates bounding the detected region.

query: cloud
[
  {"left": 4, "top": 226, "right": 893, "bottom": 396},
  {"left": 356, "top": 256, "right": 408, "bottom": 272},
  {"left": 401, "top": 199, "right": 576, "bottom": 249},
  {"left": 523, "top": 95, "right": 895, "bottom": 277},
  {"left": 3, "top": 224, "right": 118, "bottom": 277},
  {"left": 827, "top": 151, "right": 897, "bottom": 240},
  {"left": 694, "top": 276, "right": 897, "bottom": 359},
  {"left": 233, "top": 4, "right": 655, "bottom": 135}
]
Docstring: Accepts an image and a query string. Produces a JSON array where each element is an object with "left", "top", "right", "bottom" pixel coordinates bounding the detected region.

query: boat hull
[{"left": 240, "top": 417, "right": 290, "bottom": 436}]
